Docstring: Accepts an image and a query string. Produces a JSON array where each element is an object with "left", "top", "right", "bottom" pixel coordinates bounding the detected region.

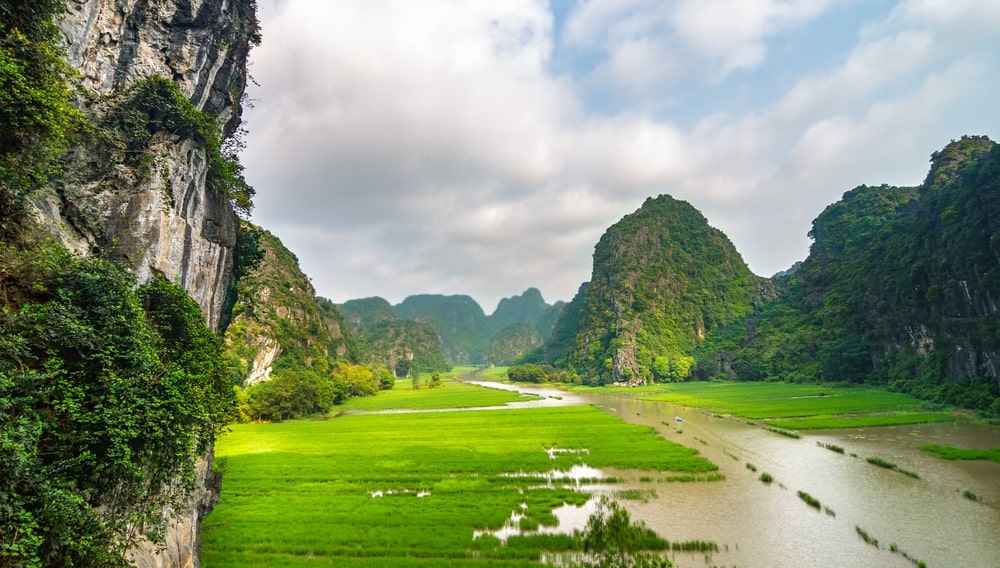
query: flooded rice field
[{"left": 475, "top": 382, "right": 1000, "bottom": 568}]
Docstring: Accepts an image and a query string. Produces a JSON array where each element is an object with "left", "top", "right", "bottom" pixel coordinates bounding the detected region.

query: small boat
[{"left": 674, "top": 416, "right": 684, "bottom": 422}]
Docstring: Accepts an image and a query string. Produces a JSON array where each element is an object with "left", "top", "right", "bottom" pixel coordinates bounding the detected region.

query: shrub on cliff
[{"left": 0, "top": 240, "right": 234, "bottom": 566}]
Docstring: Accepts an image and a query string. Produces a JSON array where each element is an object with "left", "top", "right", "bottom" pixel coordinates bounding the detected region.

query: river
[{"left": 473, "top": 381, "right": 1000, "bottom": 568}]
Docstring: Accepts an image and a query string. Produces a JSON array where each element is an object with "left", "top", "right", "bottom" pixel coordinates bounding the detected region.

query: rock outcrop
[
  {"left": 42, "top": 1, "right": 259, "bottom": 566},
  {"left": 224, "top": 225, "right": 355, "bottom": 387},
  {"left": 47, "top": 0, "right": 258, "bottom": 332}
]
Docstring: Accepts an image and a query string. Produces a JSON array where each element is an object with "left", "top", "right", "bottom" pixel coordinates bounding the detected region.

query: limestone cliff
[
  {"left": 38, "top": 1, "right": 259, "bottom": 566},
  {"left": 41, "top": 0, "right": 259, "bottom": 332},
  {"left": 557, "top": 195, "right": 766, "bottom": 384}
]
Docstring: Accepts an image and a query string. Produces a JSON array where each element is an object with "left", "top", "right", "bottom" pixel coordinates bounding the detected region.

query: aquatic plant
[
  {"left": 764, "top": 426, "right": 800, "bottom": 439},
  {"left": 669, "top": 540, "right": 719, "bottom": 552},
  {"left": 817, "top": 441, "right": 845, "bottom": 454},
  {"left": 866, "top": 456, "right": 897, "bottom": 469},
  {"left": 797, "top": 491, "right": 821, "bottom": 509},
  {"left": 855, "top": 525, "right": 878, "bottom": 547}
]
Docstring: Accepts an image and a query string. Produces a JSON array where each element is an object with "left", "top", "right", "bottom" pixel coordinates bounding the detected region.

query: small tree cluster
[
  {"left": 507, "top": 363, "right": 578, "bottom": 384},
  {"left": 571, "top": 497, "right": 672, "bottom": 568}
]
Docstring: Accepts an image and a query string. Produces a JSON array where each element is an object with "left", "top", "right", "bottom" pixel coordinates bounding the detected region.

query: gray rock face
[
  {"left": 50, "top": 0, "right": 257, "bottom": 331},
  {"left": 60, "top": 0, "right": 254, "bottom": 136},
  {"left": 44, "top": 1, "right": 258, "bottom": 566}
]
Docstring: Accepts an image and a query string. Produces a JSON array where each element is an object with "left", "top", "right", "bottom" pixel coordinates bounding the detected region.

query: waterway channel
[{"left": 472, "top": 381, "right": 1000, "bottom": 568}]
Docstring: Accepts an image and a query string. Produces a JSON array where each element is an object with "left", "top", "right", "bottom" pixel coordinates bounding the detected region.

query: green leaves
[{"left": 0, "top": 240, "right": 235, "bottom": 565}]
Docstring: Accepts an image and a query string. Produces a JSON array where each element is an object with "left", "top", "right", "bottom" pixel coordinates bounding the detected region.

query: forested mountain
[
  {"left": 394, "top": 294, "right": 493, "bottom": 364},
  {"left": 524, "top": 137, "right": 999, "bottom": 412},
  {"left": 338, "top": 289, "right": 564, "bottom": 366},
  {"left": 339, "top": 296, "right": 450, "bottom": 374},
  {"left": 361, "top": 320, "right": 451, "bottom": 376},
  {"left": 223, "top": 224, "right": 356, "bottom": 385},
  {"left": 695, "top": 136, "right": 1000, "bottom": 413},
  {"left": 339, "top": 296, "right": 401, "bottom": 332},
  {"left": 541, "top": 195, "right": 770, "bottom": 384},
  {"left": 487, "top": 323, "right": 544, "bottom": 365}
]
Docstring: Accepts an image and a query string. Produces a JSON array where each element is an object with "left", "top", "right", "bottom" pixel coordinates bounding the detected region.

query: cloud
[
  {"left": 562, "top": 0, "right": 831, "bottom": 101},
  {"left": 242, "top": 0, "right": 1000, "bottom": 311}
]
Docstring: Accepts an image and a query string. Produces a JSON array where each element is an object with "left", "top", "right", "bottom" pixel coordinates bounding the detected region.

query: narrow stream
[{"left": 474, "top": 381, "right": 1000, "bottom": 568}]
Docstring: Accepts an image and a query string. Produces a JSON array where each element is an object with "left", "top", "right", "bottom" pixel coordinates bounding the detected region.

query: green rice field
[
  {"left": 202, "top": 387, "right": 716, "bottom": 566},
  {"left": 637, "top": 382, "right": 957, "bottom": 429},
  {"left": 920, "top": 444, "right": 1000, "bottom": 463},
  {"left": 337, "top": 371, "right": 537, "bottom": 412}
]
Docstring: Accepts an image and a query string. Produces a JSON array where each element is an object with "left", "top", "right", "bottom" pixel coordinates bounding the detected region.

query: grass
[
  {"left": 962, "top": 488, "right": 980, "bottom": 501},
  {"left": 763, "top": 426, "right": 800, "bottom": 439},
  {"left": 202, "top": 402, "right": 717, "bottom": 566},
  {"left": 797, "top": 490, "right": 821, "bottom": 510},
  {"left": 920, "top": 444, "right": 1000, "bottom": 463},
  {"left": 637, "top": 382, "right": 957, "bottom": 428},
  {"left": 855, "top": 526, "right": 878, "bottom": 547},
  {"left": 769, "top": 412, "right": 956, "bottom": 430},
  {"left": 337, "top": 374, "right": 538, "bottom": 411},
  {"left": 866, "top": 456, "right": 898, "bottom": 469},
  {"left": 475, "top": 366, "right": 510, "bottom": 381},
  {"left": 817, "top": 442, "right": 845, "bottom": 454},
  {"left": 866, "top": 456, "right": 920, "bottom": 479}
]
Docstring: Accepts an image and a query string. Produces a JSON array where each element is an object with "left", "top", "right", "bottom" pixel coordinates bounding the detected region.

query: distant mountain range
[
  {"left": 224, "top": 136, "right": 1000, "bottom": 413},
  {"left": 340, "top": 288, "right": 565, "bottom": 367}
]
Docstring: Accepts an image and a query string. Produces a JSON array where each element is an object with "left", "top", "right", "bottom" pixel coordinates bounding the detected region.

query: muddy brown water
[{"left": 472, "top": 381, "right": 1000, "bottom": 568}]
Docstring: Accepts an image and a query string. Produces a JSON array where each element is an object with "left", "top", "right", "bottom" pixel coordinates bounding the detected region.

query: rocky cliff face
[
  {"left": 45, "top": 0, "right": 257, "bottom": 332},
  {"left": 44, "top": 1, "right": 258, "bottom": 566}
]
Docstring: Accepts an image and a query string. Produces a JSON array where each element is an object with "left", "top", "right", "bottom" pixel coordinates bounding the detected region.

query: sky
[{"left": 241, "top": 0, "right": 1000, "bottom": 313}]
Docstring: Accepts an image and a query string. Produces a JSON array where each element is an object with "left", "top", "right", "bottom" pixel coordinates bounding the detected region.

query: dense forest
[{"left": 694, "top": 136, "right": 1000, "bottom": 414}]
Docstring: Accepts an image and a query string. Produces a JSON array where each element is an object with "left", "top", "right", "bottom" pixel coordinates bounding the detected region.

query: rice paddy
[
  {"left": 337, "top": 371, "right": 538, "bottom": 411},
  {"left": 637, "top": 382, "right": 957, "bottom": 429},
  {"left": 920, "top": 444, "right": 1000, "bottom": 463},
  {"left": 202, "top": 381, "right": 717, "bottom": 566}
]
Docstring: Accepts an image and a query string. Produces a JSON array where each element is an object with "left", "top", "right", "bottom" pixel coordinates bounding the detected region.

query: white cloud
[{"left": 243, "top": 0, "right": 1000, "bottom": 309}]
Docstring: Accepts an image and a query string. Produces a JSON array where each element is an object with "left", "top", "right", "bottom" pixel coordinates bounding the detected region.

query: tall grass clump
[
  {"left": 817, "top": 441, "right": 845, "bottom": 454},
  {"left": 797, "top": 491, "right": 821, "bottom": 509},
  {"left": 855, "top": 526, "right": 878, "bottom": 547},
  {"left": 764, "top": 426, "right": 800, "bottom": 439},
  {"left": 866, "top": 456, "right": 920, "bottom": 478},
  {"left": 866, "top": 456, "right": 897, "bottom": 469}
]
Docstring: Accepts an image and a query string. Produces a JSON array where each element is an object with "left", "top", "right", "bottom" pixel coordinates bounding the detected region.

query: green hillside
[
  {"left": 698, "top": 136, "right": 1000, "bottom": 413},
  {"left": 559, "top": 195, "right": 768, "bottom": 384}
]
